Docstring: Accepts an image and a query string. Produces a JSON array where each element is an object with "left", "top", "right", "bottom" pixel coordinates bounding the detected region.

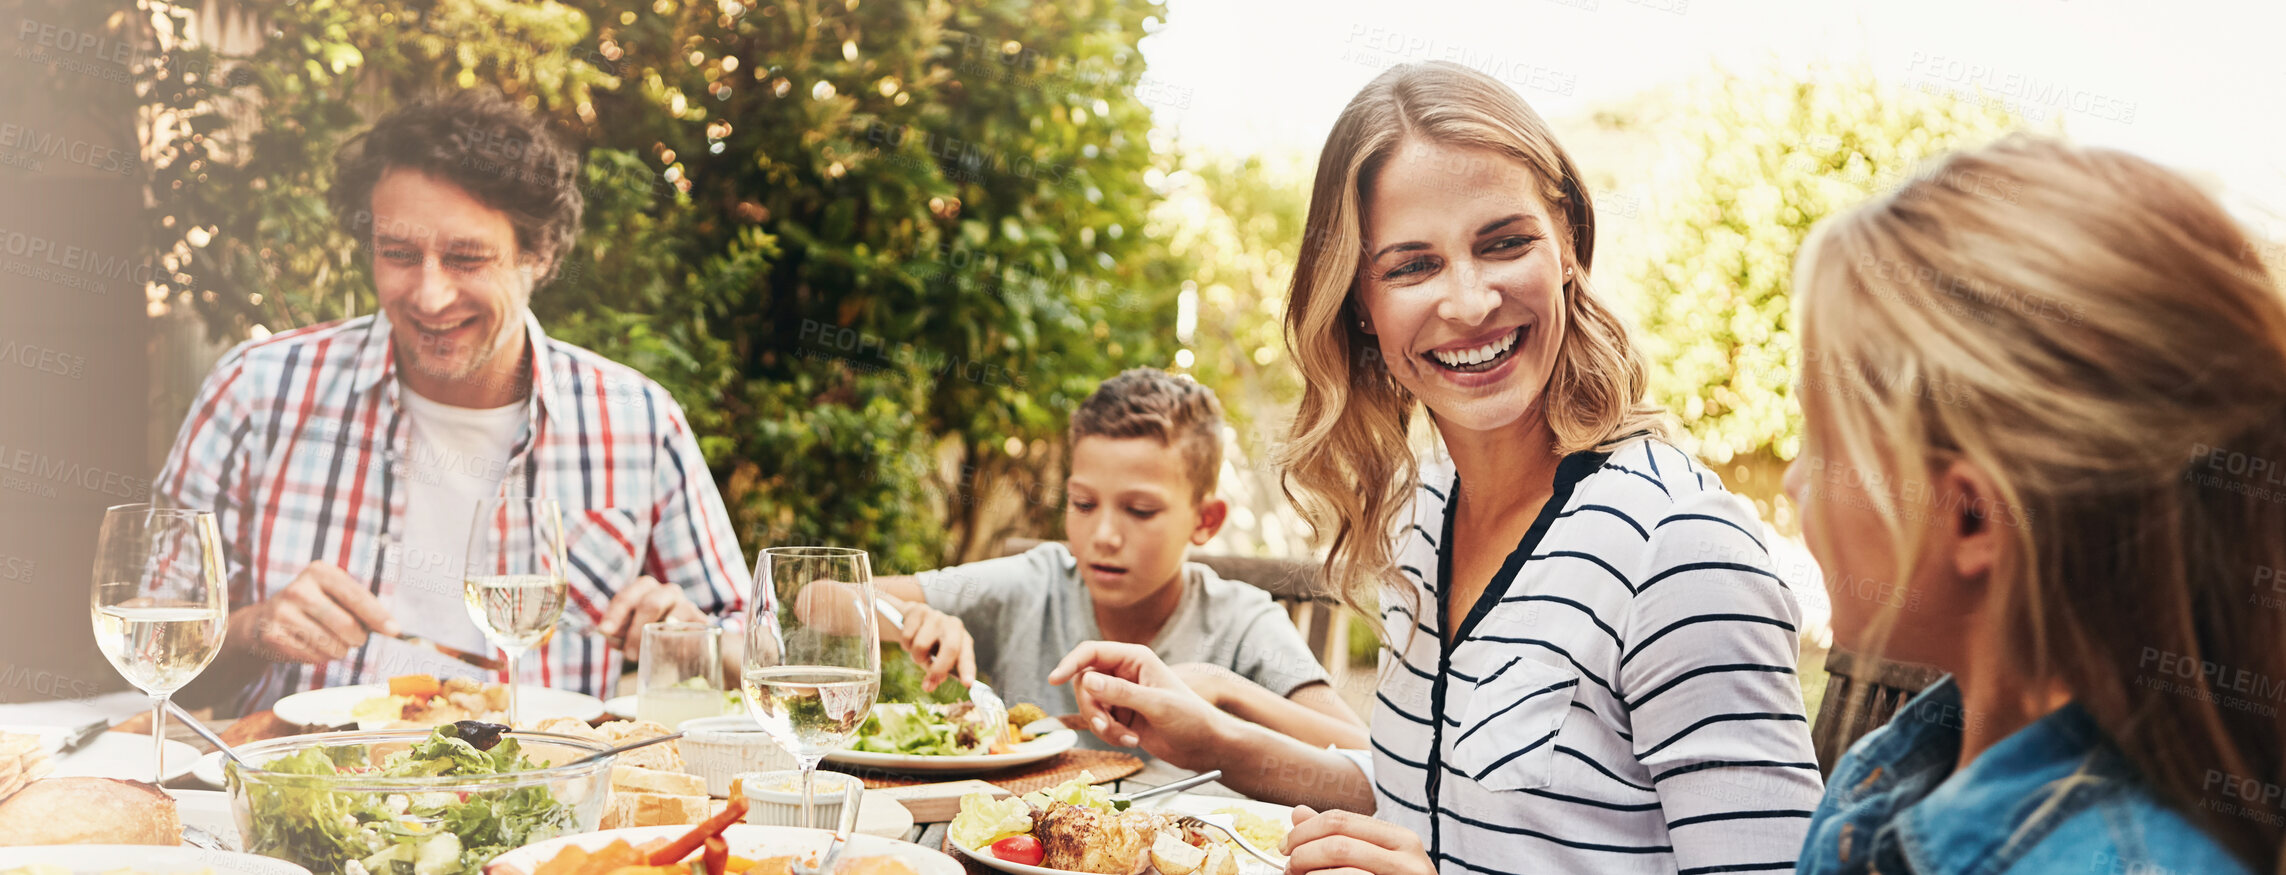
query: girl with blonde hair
[
  {"left": 1051, "top": 61, "right": 1822, "bottom": 874},
  {"left": 1788, "top": 135, "right": 2286, "bottom": 874}
]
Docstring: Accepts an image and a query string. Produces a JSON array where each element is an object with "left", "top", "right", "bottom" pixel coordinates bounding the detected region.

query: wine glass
[
  {"left": 90, "top": 503, "right": 228, "bottom": 783},
  {"left": 742, "top": 546, "right": 881, "bottom": 831},
  {"left": 463, "top": 497, "right": 567, "bottom": 726}
]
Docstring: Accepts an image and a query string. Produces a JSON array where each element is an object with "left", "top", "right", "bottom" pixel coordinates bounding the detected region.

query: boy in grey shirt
[{"left": 876, "top": 369, "right": 1361, "bottom": 747}]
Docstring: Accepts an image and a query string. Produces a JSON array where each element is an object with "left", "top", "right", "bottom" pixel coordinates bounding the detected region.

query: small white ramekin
[{"left": 741, "top": 768, "right": 863, "bottom": 830}]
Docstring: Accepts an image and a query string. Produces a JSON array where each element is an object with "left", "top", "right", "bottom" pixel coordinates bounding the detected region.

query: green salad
[
  {"left": 234, "top": 722, "right": 585, "bottom": 875},
  {"left": 853, "top": 702, "right": 994, "bottom": 756}
]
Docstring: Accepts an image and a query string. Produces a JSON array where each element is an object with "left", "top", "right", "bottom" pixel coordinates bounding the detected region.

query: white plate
[
  {"left": 45, "top": 732, "right": 201, "bottom": 783},
  {"left": 824, "top": 714, "right": 1079, "bottom": 776},
  {"left": 270, "top": 683, "right": 605, "bottom": 729},
  {"left": 486, "top": 823, "right": 962, "bottom": 875},
  {"left": 0, "top": 844, "right": 308, "bottom": 874},
  {"left": 168, "top": 787, "right": 239, "bottom": 852},
  {"left": 952, "top": 832, "right": 1281, "bottom": 875},
  {"left": 603, "top": 694, "right": 638, "bottom": 720},
  {"left": 1141, "top": 792, "right": 1293, "bottom": 868},
  {"left": 605, "top": 693, "right": 743, "bottom": 725},
  {"left": 952, "top": 792, "right": 1289, "bottom": 875},
  {"left": 1136, "top": 790, "right": 1294, "bottom": 826},
  {"left": 190, "top": 749, "right": 228, "bottom": 789}
]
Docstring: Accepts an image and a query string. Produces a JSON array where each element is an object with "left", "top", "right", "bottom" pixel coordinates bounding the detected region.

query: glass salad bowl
[{"left": 223, "top": 725, "right": 614, "bottom": 875}]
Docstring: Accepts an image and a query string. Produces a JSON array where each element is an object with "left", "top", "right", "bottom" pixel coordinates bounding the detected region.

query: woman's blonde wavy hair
[
  {"left": 1796, "top": 135, "right": 2286, "bottom": 868},
  {"left": 1275, "top": 61, "right": 1667, "bottom": 638}
]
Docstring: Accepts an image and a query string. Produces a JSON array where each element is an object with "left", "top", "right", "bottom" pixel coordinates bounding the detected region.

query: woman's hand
[
  {"left": 1047, "top": 642, "right": 1232, "bottom": 769},
  {"left": 1284, "top": 806, "right": 1435, "bottom": 875}
]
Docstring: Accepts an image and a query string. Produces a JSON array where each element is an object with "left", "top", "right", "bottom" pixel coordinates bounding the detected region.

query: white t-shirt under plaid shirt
[
  {"left": 1367, "top": 438, "right": 1823, "bottom": 874},
  {"left": 156, "top": 310, "right": 753, "bottom": 713}
]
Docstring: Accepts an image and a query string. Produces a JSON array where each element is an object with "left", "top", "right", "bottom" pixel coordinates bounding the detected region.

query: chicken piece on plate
[{"left": 1036, "top": 804, "right": 1166, "bottom": 875}]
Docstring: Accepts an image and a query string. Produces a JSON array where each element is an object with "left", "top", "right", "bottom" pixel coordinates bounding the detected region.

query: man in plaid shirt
[{"left": 159, "top": 90, "right": 752, "bottom": 714}]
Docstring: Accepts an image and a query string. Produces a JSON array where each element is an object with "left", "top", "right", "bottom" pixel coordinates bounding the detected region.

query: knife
[
  {"left": 54, "top": 717, "right": 108, "bottom": 757},
  {"left": 377, "top": 630, "right": 507, "bottom": 672}
]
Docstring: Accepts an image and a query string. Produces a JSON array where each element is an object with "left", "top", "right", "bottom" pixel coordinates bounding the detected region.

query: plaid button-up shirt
[{"left": 157, "top": 310, "right": 753, "bottom": 714}]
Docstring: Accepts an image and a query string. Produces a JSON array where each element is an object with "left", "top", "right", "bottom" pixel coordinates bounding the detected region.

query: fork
[
  {"left": 790, "top": 826, "right": 849, "bottom": 875},
  {"left": 873, "top": 597, "right": 1008, "bottom": 747},
  {"left": 1179, "top": 813, "right": 1287, "bottom": 868}
]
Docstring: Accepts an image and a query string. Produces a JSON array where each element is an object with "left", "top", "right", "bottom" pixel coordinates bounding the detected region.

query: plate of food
[
  {"left": 486, "top": 823, "right": 963, "bottom": 874},
  {"left": 946, "top": 776, "right": 1282, "bottom": 875},
  {"left": 821, "top": 702, "right": 1074, "bottom": 775},
  {"left": 166, "top": 787, "right": 239, "bottom": 850},
  {"left": 603, "top": 695, "right": 639, "bottom": 721},
  {"left": 272, "top": 675, "right": 605, "bottom": 729},
  {"left": 0, "top": 845, "right": 313, "bottom": 874}
]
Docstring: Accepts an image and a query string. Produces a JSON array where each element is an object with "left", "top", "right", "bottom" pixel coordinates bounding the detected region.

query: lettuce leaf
[{"left": 948, "top": 792, "right": 1035, "bottom": 850}]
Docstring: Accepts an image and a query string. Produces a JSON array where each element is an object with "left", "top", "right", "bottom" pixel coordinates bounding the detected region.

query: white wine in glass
[
  {"left": 742, "top": 546, "right": 880, "bottom": 830},
  {"left": 463, "top": 498, "right": 566, "bottom": 726},
  {"left": 90, "top": 504, "right": 227, "bottom": 783}
]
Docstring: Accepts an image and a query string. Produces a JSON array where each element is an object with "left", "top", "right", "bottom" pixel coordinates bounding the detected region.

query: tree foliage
[
  {"left": 139, "top": 0, "right": 1179, "bottom": 571},
  {"left": 1618, "top": 66, "right": 2026, "bottom": 467}
]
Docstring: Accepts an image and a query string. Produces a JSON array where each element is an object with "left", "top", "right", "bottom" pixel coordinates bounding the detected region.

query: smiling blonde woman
[{"left": 1050, "top": 61, "right": 1822, "bottom": 875}]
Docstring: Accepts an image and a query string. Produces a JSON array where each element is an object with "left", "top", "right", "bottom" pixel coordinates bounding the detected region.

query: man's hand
[
  {"left": 1047, "top": 642, "right": 1232, "bottom": 770},
  {"left": 1284, "top": 806, "right": 1435, "bottom": 875},
  {"left": 599, "top": 575, "right": 705, "bottom": 660},
  {"left": 226, "top": 562, "right": 400, "bottom": 664},
  {"left": 884, "top": 597, "right": 976, "bottom": 692}
]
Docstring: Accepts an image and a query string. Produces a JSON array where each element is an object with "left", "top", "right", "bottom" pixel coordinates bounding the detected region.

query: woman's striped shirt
[{"left": 1368, "top": 438, "right": 1824, "bottom": 874}]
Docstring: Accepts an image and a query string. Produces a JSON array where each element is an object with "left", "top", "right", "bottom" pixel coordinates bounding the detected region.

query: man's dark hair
[{"left": 329, "top": 89, "right": 584, "bottom": 286}]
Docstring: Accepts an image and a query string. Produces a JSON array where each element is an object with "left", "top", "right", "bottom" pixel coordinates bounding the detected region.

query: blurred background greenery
[{"left": 78, "top": 0, "right": 2077, "bottom": 717}]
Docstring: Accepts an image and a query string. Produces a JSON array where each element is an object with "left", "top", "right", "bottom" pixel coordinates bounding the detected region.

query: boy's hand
[
  {"left": 1168, "top": 662, "right": 1236, "bottom": 708},
  {"left": 885, "top": 597, "right": 976, "bottom": 691}
]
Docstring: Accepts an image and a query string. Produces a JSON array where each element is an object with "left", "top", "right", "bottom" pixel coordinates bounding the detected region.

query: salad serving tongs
[
  {"left": 872, "top": 596, "right": 1010, "bottom": 749},
  {"left": 166, "top": 700, "right": 244, "bottom": 767},
  {"left": 556, "top": 729, "right": 686, "bottom": 768},
  {"left": 1118, "top": 769, "right": 1223, "bottom": 806}
]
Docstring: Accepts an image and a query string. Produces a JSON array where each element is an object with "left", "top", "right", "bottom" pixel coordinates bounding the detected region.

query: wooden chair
[
  {"left": 1809, "top": 648, "right": 1944, "bottom": 775},
  {"left": 996, "top": 537, "right": 1351, "bottom": 685}
]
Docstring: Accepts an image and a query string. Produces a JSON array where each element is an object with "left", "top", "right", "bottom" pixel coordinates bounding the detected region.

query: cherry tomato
[{"left": 991, "top": 835, "right": 1045, "bottom": 866}]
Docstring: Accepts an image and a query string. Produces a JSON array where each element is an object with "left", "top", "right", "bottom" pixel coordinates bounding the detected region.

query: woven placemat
[{"left": 827, "top": 748, "right": 1144, "bottom": 791}]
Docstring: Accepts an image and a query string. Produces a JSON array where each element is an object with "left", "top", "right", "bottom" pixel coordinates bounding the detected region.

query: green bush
[{"left": 139, "top": 0, "right": 1180, "bottom": 571}]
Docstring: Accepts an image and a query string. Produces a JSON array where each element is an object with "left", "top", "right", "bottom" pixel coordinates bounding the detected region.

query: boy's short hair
[{"left": 1069, "top": 368, "right": 1225, "bottom": 502}]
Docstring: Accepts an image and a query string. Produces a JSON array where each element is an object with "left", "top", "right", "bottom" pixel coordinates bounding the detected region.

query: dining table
[{"left": 0, "top": 690, "right": 1257, "bottom": 872}]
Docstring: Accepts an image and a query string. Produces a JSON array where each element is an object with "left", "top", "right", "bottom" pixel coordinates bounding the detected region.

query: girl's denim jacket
[{"left": 1798, "top": 676, "right": 2251, "bottom": 875}]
